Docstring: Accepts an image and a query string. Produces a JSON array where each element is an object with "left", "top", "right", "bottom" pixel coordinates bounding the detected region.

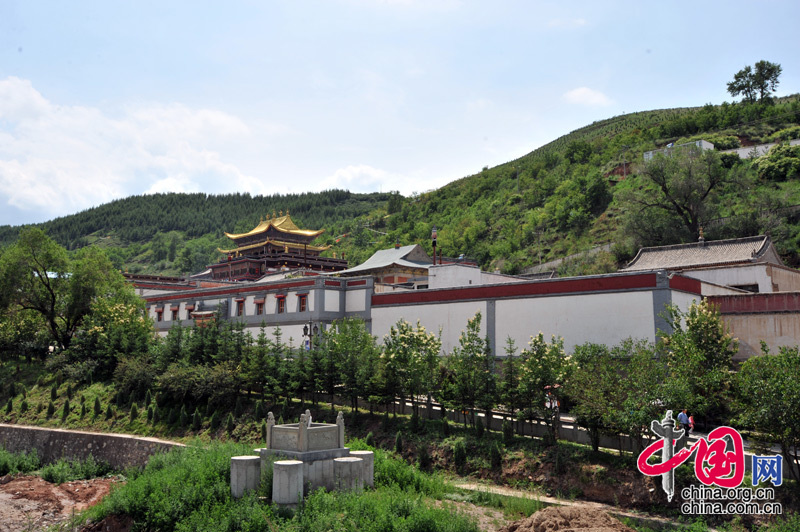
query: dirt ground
[
  {"left": 499, "top": 506, "right": 636, "bottom": 532},
  {"left": 0, "top": 474, "right": 118, "bottom": 532}
]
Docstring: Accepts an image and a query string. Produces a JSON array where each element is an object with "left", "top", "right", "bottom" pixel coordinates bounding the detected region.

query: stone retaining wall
[{"left": 0, "top": 424, "right": 183, "bottom": 469}]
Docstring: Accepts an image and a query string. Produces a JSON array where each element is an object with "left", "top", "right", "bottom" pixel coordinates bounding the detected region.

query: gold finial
[
  {"left": 279, "top": 209, "right": 283, "bottom": 217},
  {"left": 286, "top": 208, "right": 289, "bottom": 215},
  {"left": 260, "top": 215, "right": 263, "bottom": 223},
  {"left": 273, "top": 210, "right": 277, "bottom": 219}
]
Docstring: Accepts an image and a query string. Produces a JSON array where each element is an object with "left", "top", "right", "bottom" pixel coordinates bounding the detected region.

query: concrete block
[
  {"left": 334, "top": 456, "right": 363, "bottom": 491},
  {"left": 273, "top": 460, "right": 304, "bottom": 506},
  {"left": 349, "top": 450, "right": 374, "bottom": 488},
  {"left": 231, "top": 456, "right": 262, "bottom": 499}
]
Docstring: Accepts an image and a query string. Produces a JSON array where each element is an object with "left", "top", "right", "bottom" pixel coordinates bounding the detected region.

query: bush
[
  {"left": 40, "top": 455, "right": 112, "bottom": 485},
  {"left": 475, "top": 417, "right": 484, "bottom": 439},
  {"left": 417, "top": 445, "right": 431, "bottom": 471},
  {"left": 62, "top": 399, "right": 70, "bottom": 421},
  {"left": 234, "top": 397, "right": 243, "bottom": 418},
  {"left": 5, "top": 397, "right": 11, "bottom": 414},
  {"left": 147, "top": 406, "right": 153, "bottom": 422},
  {"left": 180, "top": 405, "right": 189, "bottom": 427},
  {"left": 210, "top": 410, "right": 221, "bottom": 430},
  {"left": 0, "top": 448, "right": 40, "bottom": 476},
  {"left": 260, "top": 421, "right": 266, "bottom": 442},
  {"left": 192, "top": 408, "right": 202, "bottom": 431},
  {"left": 50, "top": 383, "right": 58, "bottom": 401},
  {"left": 66, "top": 384, "right": 73, "bottom": 400},
  {"left": 410, "top": 412, "right": 420, "bottom": 433},
  {"left": 130, "top": 403, "right": 139, "bottom": 421},
  {"left": 490, "top": 443, "right": 503, "bottom": 470},
  {"left": 114, "top": 357, "right": 156, "bottom": 403},
  {"left": 453, "top": 439, "right": 467, "bottom": 471},
  {"left": 47, "top": 400, "right": 55, "bottom": 418},
  {"left": 226, "top": 413, "right": 235, "bottom": 433},
  {"left": 502, "top": 419, "right": 514, "bottom": 445},
  {"left": 254, "top": 400, "right": 264, "bottom": 420},
  {"left": 105, "top": 404, "right": 114, "bottom": 420},
  {"left": 152, "top": 407, "right": 160, "bottom": 424},
  {"left": 80, "top": 402, "right": 86, "bottom": 418},
  {"left": 441, "top": 417, "right": 450, "bottom": 436},
  {"left": 144, "top": 389, "right": 152, "bottom": 408},
  {"left": 365, "top": 432, "right": 375, "bottom": 448},
  {"left": 395, "top": 431, "right": 403, "bottom": 454},
  {"left": 93, "top": 397, "right": 102, "bottom": 418},
  {"left": 20, "top": 399, "right": 28, "bottom": 413}
]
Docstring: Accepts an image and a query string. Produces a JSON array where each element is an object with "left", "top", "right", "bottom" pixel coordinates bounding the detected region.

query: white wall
[
  {"left": 345, "top": 289, "right": 368, "bottom": 312},
  {"left": 683, "top": 264, "right": 773, "bottom": 293},
  {"left": 496, "top": 291, "right": 656, "bottom": 353},
  {"left": 371, "top": 301, "right": 487, "bottom": 353}
]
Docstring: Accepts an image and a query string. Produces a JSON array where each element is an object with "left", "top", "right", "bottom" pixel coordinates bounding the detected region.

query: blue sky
[{"left": 1, "top": 0, "right": 799, "bottom": 226}]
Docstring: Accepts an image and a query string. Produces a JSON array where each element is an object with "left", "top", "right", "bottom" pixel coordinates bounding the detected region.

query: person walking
[{"left": 677, "top": 408, "right": 691, "bottom": 433}]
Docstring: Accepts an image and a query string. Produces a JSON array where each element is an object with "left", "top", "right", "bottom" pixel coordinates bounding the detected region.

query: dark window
[
  {"left": 236, "top": 301, "right": 244, "bottom": 316},
  {"left": 172, "top": 310, "right": 179, "bottom": 321},
  {"left": 256, "top": 302, "right": 264, "bottom": 315},
  {"left": 298, "top": 294, "right": 307, "bottom": 312},
  {"left": 278, "top": 298, "right": 285, "bottom": 314}
]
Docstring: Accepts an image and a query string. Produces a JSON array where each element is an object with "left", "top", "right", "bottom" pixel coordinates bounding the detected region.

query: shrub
[
  {"left": 410, "top": 412, "right": 420, "bottom": 433},
  {"left": 168, "top": 407, "right": 178, "bottom": 425},
  {"left": 490, "top": 443, "right": 503, "bottom": 470},
  {"left": 0, "top": 448, "right": 40, "bottom": 476},
  {"left": 152, "top": 407, "right": 160, "bottom": 424},
  {"left": 147, "top": 406, "right": 153, "bottom": 422},
  {"left": 226, "top": 413, "right": 235, "bottom": 433},
  {"left": 180, "top": 405, "right": 189, "bottom": 427},
  {"left": 192, "top": 408, "right": 202, "bottom": 431},
  {"left": 5, "top": 398, "right": 11, "bottom": 414},
  {"left": 80, "top": 403, "right": 86, "bottom": 418},
  {"left": 105, "top": 404, "right": 114, "bottom": 420},
  {"left": 395, "top": 431, "right": 403, "bottom": 454},
  {"left": 130, "top": 403, "right": 139, "bottom": 421},
  {"left": 50, "top": 383, "right": 58, "bottom": 401},
  {"left": 47, "top": 400, "right": 55, "bottom": 418},
  {"left": 453, "top": 439, "right": 467, "bottom": 471},
  {"left": 62, "top": 399, "right": 70, "bottom": 421},
  {"left": 66, "top": 384, "right": 73, "bottom": 400},
  {"left": 210, "top": 410, "right": 221, "bottom": 430},
  {"left": 40, "top": 455, "right": 112, "bottom": 484},
  {"left": 475, "top": 417, "right": 484, "bottom": 439},
  {"left": 365, "top": 432, "right": 375, "bottom": 448},
  {"left": 93, "top": 397, "right": 102, "bottom": 418},
  {"left": 260, "top": 421, "right": 266, "bottom": 442},
  {"left": 144, "top": 389, "right": 152, "bottom": 408},
  {"left": 20, "top": 399, "right": 28, "bottom": 413},
  {"left": 418, "top": 445, "right": 431, "bottom": 470},
  {"left": 234, "top": 397, "right": 243, "bottom": 418},
  {"left": 254, "top": 400, "right": 264, "bottom": 420},
  {"left": 441, "top": 417, "right": 450, "bottom": 436},
  {"left": 503, "top": 419, "right": 514, "bottom": 444}
]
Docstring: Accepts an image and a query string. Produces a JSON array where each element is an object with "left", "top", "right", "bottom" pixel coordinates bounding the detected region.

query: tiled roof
[
  {"left": 336, "top": 244, "right": 432, "bottom": 276},
  {"left": 621, "top": 235, "right": 780, "bottom": 272}
]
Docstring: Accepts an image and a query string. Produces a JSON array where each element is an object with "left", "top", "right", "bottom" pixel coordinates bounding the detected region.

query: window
[
  {"left": 256, "top": 302, "right": 264, "bottom": 315},
  {"left": 298, "top": 294, "right": 307, "bottom": 312},
  {"left": 155, "top": 309, "right": 163, "bottom": 322},
  {"left": 171, "top": 309, "right": 179, "bottom": 321},
  {"left": 277, "top": 297, "right": 286, "bottom": 314},
  {"left": 236, "top": 300, "right": 244, "bottom": 316}
]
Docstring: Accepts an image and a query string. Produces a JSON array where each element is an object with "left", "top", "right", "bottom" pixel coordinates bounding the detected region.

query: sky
[{"left": 1, "top": 1, "right": 799, "bottom": 227}]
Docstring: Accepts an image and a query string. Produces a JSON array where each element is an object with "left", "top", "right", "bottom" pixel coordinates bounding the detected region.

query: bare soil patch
[
  {"left": 498, "top": 506, "right": 636, "bottom": 532},
  {"left": 0, "top": 475, "right": 118, "bottom": 532}
]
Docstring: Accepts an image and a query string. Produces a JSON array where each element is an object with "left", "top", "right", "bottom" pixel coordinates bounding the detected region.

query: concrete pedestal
[
  {"left": 273, "top": 460, "right": 304, "bottom": 506},
  {"left": 349, "top": 450, "right": 374, "bottom": 488},
  {"left": 230, "top": 456, "right": 262, "bottom": 499},
  {"left": 334, "top": 456, "right": 364, "bottom": 491}
]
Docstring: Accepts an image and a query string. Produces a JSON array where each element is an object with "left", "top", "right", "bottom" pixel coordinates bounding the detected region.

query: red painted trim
[
  {"left": 185, "top": 305, "right": 195, "bottom": 311},
  {"left": 133, "top": 283, "right": 196, "bottom": 291},
  {"left": 145, "top": 280, "right": 315, "bottom": 303},
  {"left": 154, "top": 308, "right": 164, "bottom": 313},
  {"left": 275, "top": 294, "right": 286, "bottom": 299},
  {"left": 668, "top": 275, "right": 702, "bottom": 295},
  {"left": 170, "top": 306, "right": 179, "bottom": 311},
  {"left": 325, "top": 280, "right": 342, "bottom": 287},
  {"left": 347, "top": 279, "right": 367, "bottom": 287},
  {"left": 253, "top": 299, "right": 265, "bottom": 304},
  {"left": 708, "top": 293, "right": 800, "bottom": 314},
  {"left": 372, "top": 273, "right": 658, "bottom": 306}
]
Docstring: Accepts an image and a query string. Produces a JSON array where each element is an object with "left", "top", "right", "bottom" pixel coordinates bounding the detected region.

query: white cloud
[
  {"left": 562, "top": 87, "right": 613, "bottom": 106},
  {"left": 0, "top": 77, "right": 276, "bottom": 223},
  {"left": 320, "top": 164, "right": 390, "bottom": 192}
]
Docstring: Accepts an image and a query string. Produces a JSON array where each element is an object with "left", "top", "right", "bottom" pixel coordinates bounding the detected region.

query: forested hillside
[{"left": 2, "top": 95, "right": 800, "bottom": 276}]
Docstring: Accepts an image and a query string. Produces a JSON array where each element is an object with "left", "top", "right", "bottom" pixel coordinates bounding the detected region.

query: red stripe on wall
[
  {"left": 325, "top": 280, "right": 342, "bottom": 287},
  {"left": 372, "top": 273, "right": 658, "bottom": 306},
  {"left": 347, "top": 280, "right": 367, "bottom": 287},
  {"left": 708, "top": 293, "right": 800, "bottom": 314},
  {"left": 668, "top": 275, "right": 702, "bottom": 295},
  {"left": 145, "top": 280, "right": 315, "bottom": 303}
]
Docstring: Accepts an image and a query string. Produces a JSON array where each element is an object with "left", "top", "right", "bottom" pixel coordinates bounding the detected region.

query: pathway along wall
[{"left": 0, "top": 424, "right": 182, "bottom": 469}]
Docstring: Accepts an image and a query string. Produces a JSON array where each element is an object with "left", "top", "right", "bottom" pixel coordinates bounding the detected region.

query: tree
[
  {"left": 0, "top": 228, "right": 136, "bottom": 350},
  {"left": 383, "top": 319, "right": 442, "bottom": 417},
  {"left": 620, "top": 147, "right": 734, "bottom": 244},
  {"left": 735, "top": 345, "right": 800, "bottom": 482},
  {"left": 727, "top": 61, "right": 782, "bottom": 103},
  {"left": 518, "top": 333, "right": 571, "bottom": 443}
]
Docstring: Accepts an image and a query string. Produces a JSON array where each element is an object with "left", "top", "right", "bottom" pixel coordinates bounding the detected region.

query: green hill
[{"left": 2, "top": 96, "right": 800, "bottom": 276}]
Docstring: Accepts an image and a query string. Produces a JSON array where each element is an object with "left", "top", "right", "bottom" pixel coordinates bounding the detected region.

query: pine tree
[
  {"left": 261, "top": 421, "right": 267, "bottom": 442},
  {"left": 5, "top": 398, "right": 12, "bottom": 414},
  {"left": 255, "top": 400, "right": 264, "bottom": 420},
  {"left": 395, "top": 431, "right": 403, "bottom": 454},
  {"left": 490, "top": 443, "right": 502, "bottom": 470},
  {"left": 226, "top": 413, "right": 235, "bottom": 433},
  {"left": 210, "top": 410, "right": 221, "bottom": 430},
  {"left": 130, "top": 403, "right": 139, "bottom": 420},
  {"left": 62, "top": 399, "right": 70, "bottom": 421},
  {"left": 475, "top": 417, "right": 485, "bottom": 439},
  {"left": 47, "top": 401, "right": 56, "bottom": 418},
  {"left": 93, "top": 397, "right": 102, "bottom": 418},
  {"left": 192, "top": 408, "right": 202, "bottom": 431},
  {"left": 147, "top": 406, "right": 153, "bottom": 422},
  {"left": 153, "top": 407, "right": 160, "bottom": 424},
  {"left": 144, "top": 390, "right": 152, "bottom": 408},
  {"left": 20, "top": 399, "right": 28, "bottom": 413},
  {"left": 234, "top": 397, "right": 243, "bottom": 418},
  {"left": 105, "top": 404, "right": 114, "bottom": 419},
  {"left": 80, "top": 403, "right": 86, "bottom": 419},
  {"left": 51, "top": 384, "right": 58, "bottom": 401},
  {"left": 179, "top": 405, "right": 189, "bottom": 427}
]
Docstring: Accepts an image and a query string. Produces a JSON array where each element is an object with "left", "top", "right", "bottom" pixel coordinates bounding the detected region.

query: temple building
[{"left": 208, "top": 211, "right": 348, "bottom": 281}]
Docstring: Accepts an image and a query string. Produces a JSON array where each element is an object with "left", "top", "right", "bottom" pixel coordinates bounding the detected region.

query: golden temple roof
[
  {"left": 219, "top": 238, "right": 331, "bottom": 255},
  {"left": 224, "top": 213, "right": 324, "bottom": 240}
]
